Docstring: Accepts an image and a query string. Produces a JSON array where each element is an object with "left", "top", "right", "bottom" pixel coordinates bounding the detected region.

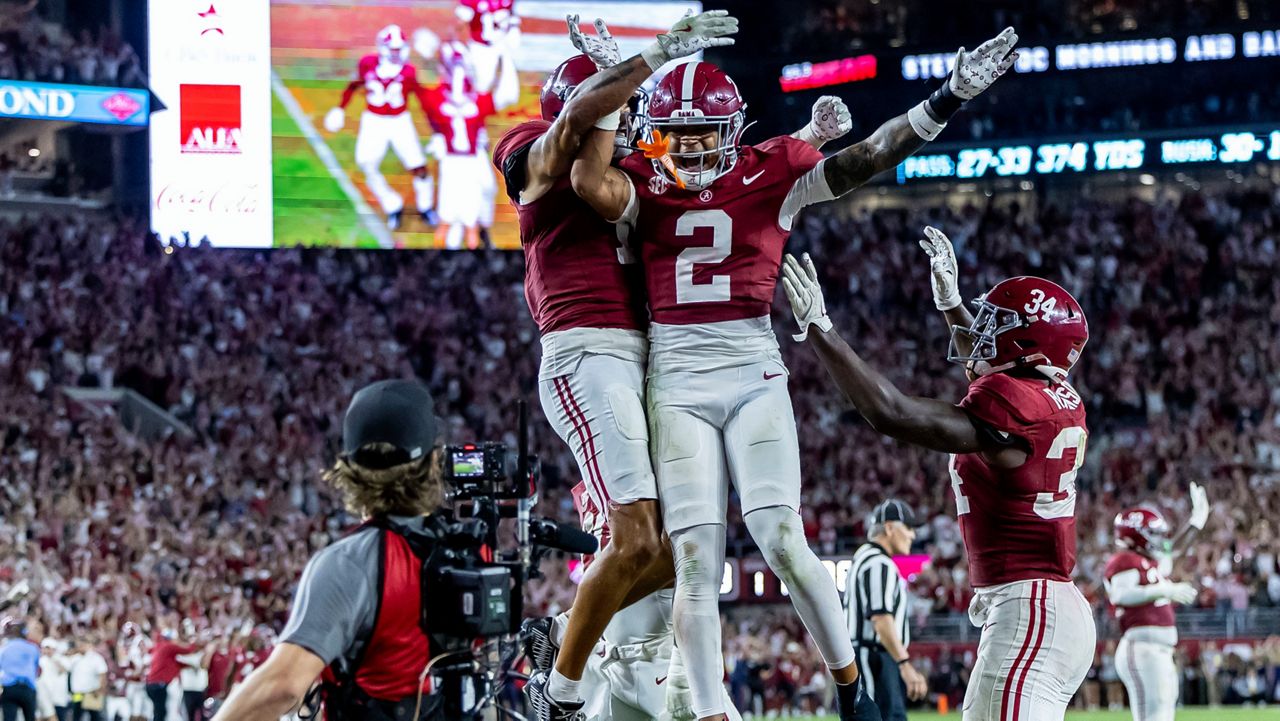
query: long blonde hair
[{"left": 322, "top": 443, "right": 445, "bottom": 518}]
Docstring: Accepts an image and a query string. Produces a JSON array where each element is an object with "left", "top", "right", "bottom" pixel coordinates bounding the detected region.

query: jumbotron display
[
  {"left": 148, "top": 0, "right": 698, "bottom": 249},
  {"left": 896, "top": 127, "right": 1280, "bottom": 183}
]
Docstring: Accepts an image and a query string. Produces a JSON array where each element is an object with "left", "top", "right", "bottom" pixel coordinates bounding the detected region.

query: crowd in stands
[
  {"left": 0, "top": 1, "right": 144, "bottom": 87},
  {"left": 1, "top": 181, "right": 1279, "bottom": 710}
]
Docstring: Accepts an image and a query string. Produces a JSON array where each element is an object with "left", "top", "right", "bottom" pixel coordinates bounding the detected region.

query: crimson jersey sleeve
[
  {"left": 493, "top": 119, "right": 550, "bottom": 197},
  {"left": 1103, "top": 550, "right": 1144, "bottom": 581},
  {"left": 762, "top": 134, "right": 824, "bottom": 182}
]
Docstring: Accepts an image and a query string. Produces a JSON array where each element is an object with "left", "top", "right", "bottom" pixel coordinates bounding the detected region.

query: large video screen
[{"left": 149, "top": 0, "right": 699, "bottom": 249}]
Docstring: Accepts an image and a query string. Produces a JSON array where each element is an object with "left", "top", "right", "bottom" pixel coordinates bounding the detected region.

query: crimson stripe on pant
[
  {"left": 1000, "top": 580, "right": 1042, "bottom": 721},
  {"left": 552, "top": 376, "right": 608, "bottom": 511},
  {"left": 1011, "top": 580, "right": 1049, "bottom": 721}
]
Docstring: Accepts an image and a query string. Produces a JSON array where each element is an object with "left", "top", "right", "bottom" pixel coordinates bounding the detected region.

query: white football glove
[
  {"left": 412, "top": 28, "right": 440, "bottom": 61},
  {"left": 641, "top": 9, "right": 738, "bottom": 71},
  {"left": 949, "top": 27, "right": 1019, "bottom": 101},
  {"left": 4, "top": 580, "right": 29, "bottom": 602},
  {"left": 781, "top": 253, "right": 833, "bottom": 342},
  {"left": 796, "top": 95, "right": 853, "bottom": 147},
  {"left": 918, "top": 226, "right": 961, "bottom": 311},
  {"left": 1189, "top": 481, "right": 1211, "bottom": 530},
  {"left": 567, "top": 15, "right": 621, "bottom": 70},
  {"left": 1164, "top": 581, "right": 1198, "bottom": 605},
  {"left": 323, "top": 107, "right": 345, "bottom": 134}
]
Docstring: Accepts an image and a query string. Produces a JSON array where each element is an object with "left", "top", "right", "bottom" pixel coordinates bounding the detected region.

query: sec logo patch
[{"left": 649, "top": 175, "right": 669, "bottom": 196}]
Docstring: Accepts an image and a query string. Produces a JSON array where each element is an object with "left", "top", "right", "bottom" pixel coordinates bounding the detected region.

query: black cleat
[
  {"left": 520, "top": 616, "right": 559, "bottom": 673},
  {"left": 387, "top": 210, "right": 403, "bottom": 231},
  {"left": 524, "top": 671, "right": 585, "bottom": 721},
  {"left": 837, "top": 678, "right": 881, "bottom": 721},
  {"left": 420, "top": 208, "right": 440, "bottom": 226}
]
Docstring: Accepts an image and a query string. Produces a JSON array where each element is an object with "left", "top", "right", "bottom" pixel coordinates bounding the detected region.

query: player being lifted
[
  {"left": 490, "top": 11, "right": 739, "bottom": 721},
  {"left": 570, "top": 25, "right": 1019, "bottom": 721},
  {"left": 324, "top": 25, "right": 435, "bottom": 231},
  {"left": 779, "top": 226, "right": 1094, "bottom": 721},
  {"left": 1104, "top": 485, "right": 1211, "bottom": 721}
]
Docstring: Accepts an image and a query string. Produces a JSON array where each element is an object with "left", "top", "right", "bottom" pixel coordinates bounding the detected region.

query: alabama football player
[
  {"left": 323, "top": 25, "right": 435, "bottom": 231},
  {"left": 1104, "top": 486, "right": 1210, "bottom": 721},
  {"left": 453, "top": 0, "right": 520, "bottom": 108},
  {"left": 490, "top": 12, "right": 737, "bottom": 721},
  {"left": 571, "top": 29, "right": 1019, "bottom": 721},
  {"left": 779, "top": 226, "right": 1094, "bottom": 721},
  {"left": 422, "top": 41, "right": 503, "bottom": 250}
]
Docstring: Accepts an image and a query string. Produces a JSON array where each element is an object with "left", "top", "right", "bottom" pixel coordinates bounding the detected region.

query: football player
[
  {"left": 490, "top": 12, "right": 738, "bottom": 721},
  {"left": 570, "top": 28, "right": 1019, "bottom": 721},
  {"left": 1104, "top": 485, "right": 1210, "bottom": 721},
  {"left": 323, "top": 25, "right": 435, "bottom": 231},
  {"left": 778, "top": 226, "right": 1094, "bottom": 721},
  {"left": 452, "top": 0, "right": 520, "bottom": 108}
]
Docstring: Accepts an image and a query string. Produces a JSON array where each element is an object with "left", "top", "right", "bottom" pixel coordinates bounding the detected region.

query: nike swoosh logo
[
  {"left": 655, "top": 676, "right": 668, "bottom": 685},
  {"left": 742, "top": 169, "right": 766, "bottom": 185},
  {"left": 763, "top": 371, "right": 783, "bottom": 380}
]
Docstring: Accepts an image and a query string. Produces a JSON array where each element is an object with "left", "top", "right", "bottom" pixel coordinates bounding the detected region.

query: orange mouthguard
[{"left": 636, "top": 130, "right": 686, "bottom": 189}]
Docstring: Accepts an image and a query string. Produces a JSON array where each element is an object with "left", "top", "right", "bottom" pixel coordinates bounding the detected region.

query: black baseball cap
[
  {"left": 871, "top": 499, "right": 918, "bottom": 527},
  {"left": 342, "top": 379, "right": 438, "bottom": 468}
]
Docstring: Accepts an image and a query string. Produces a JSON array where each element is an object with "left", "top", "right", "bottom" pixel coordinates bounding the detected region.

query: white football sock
[
  {"left": 744, "top": 506, "right": 856, "bottom": 671},
  {"left": 671, "top": 523, "right": 728, "bottom": 718},
  {"left": 547, "top": 668, "right": 581, "bottom": 704},
  {"left": 358, "top": 162, "right": 403, "bottom": 214}
]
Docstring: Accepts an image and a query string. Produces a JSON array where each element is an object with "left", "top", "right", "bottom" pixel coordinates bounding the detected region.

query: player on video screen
[
  {"left": 454, "top": 0, "right": 520, "bottom": 109},
  {"left": 323, "top": 24, "right": 435, "bottom": 233}
]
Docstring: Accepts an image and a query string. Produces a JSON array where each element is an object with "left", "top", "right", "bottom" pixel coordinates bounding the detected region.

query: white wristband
[
  {"left": 594, "top": 109, "right": 621, "bottom": 131},
  {"left": 907, "top": 101, "right": 946, "bottom": 142},
  {"left": 935, "top": 293, "right": 961, "bottom": 312},
  {"left": 640, "top": 44, "right": 667, "bottom": 72},
  {"left": 792, "top": 123, "right": 819, "bottom": 148}
]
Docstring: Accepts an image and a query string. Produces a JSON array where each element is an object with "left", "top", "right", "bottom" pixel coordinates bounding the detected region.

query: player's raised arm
[
  {"left": 570, "top": 128, "right": 634, "bottom": 222},
  {"left": 791, "top": 96, "right": 853, "bottom": 150},
  {"left": 1169, "top": 481, "right": 1211, "bottom": 554},
  {"left": 916, "top": 226, "right": 976, "bottom": 355},
  {"left": 530, "top": 11, "right": 738, "bottom": 184},
  {"left": 822, "top": 28, "right": 1018, "bottom": 197},
  {"left": 782, "top": 253, "right": 1009, "bottom": 456}
]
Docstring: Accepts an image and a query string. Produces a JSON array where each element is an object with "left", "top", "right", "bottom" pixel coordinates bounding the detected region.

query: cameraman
[{"left": 212, "top": 379, "right": 447, "bottom": 721}]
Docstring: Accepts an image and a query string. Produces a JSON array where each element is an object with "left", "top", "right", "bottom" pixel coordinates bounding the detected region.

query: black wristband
[
  {"left": 924, "top": 79, "right": 964, "bottom": 124},
  {"left": 896, "top": 657, "right": 911, "bottom": 666}
]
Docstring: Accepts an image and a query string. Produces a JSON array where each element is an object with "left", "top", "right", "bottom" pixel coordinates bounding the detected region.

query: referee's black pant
[
  {"left": 0, "top": 683, "right": 36, "bottom": 721},
  {"left": 855, "top": 646, "right": 908, "bottom": 721}
]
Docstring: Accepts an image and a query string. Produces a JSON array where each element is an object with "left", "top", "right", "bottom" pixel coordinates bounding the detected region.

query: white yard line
[{"left": 270, "top": 71, "right": 395, "bottom": 249}]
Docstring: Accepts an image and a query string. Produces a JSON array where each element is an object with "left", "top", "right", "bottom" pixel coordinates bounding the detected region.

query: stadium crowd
[
  {"left": 0, "top": 1, "right": 144, "bottom": 87},
  {"left": 1, "top": 182, "right": 1279, "bottom": 711}
]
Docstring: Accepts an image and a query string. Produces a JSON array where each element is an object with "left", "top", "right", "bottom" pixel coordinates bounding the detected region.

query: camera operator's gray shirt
[{"left": 280, "top": 515, "right": 430, "bottom": 670}]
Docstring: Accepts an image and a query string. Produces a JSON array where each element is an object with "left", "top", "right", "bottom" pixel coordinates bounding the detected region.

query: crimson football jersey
[
  {"left": 1104, "top": 549, "right": 1177, "bottom": 632},
  {"left": 422, "top": 85, "right": 496, "bottom": 156},
  {"left": 619, "top": 136, "right": 824, "bottom": 325},
  {"left": 951, "top": 372, "right": 1089, "bottom": 587},
  {"left": 458, "top": 0, "right": 515, "bottom": 45},
  {"left": 342, "top": 55, "right": 421, "bottom": 117},
  {"left": 493, "top": 120, "right": 646, "bottom": 334}
]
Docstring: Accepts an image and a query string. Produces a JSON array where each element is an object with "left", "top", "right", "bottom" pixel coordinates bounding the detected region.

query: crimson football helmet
[
  {"left": 1114, "top": 507, "right": 1171, "bottom": 555},
  {"left": 539, "top": 54, "right": 597, "bottom": 120},
  {"left": 949, "top": 276, "right": 1089, "bottom": 381},
  {"left": 645, "top": 60, "right": 747, "bottom": 189},
  {"left": 376, "top": 24, "right": 410, "bottom": 65}
]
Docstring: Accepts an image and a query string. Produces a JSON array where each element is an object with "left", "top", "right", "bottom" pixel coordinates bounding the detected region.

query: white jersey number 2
[{"left": 674, "top": 209, "right": 732, "bottom": 304}]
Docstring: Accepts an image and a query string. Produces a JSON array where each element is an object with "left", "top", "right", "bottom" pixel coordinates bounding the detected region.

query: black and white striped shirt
[{"left": 845, "top": 541, "right": 909, "bottom": 650}]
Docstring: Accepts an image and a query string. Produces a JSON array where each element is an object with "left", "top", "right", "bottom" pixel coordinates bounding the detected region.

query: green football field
[{"left": 802, "top": 709, "right": 1278, "bottom": 720}]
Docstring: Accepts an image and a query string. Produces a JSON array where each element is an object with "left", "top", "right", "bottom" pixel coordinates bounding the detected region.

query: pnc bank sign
[{"left": 0, "top": 80, "right": 148, "bottom": 126}]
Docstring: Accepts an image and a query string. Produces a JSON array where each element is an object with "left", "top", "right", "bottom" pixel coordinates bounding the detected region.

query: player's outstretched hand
[
  {"left": 809, "top": 95, "right": 853, "bottom": 144},
  {"left": 1167, "top": 582, "right": 1198, "bottom": 605},
  {"left": 323, "top": 107, "right": 345, "bottom": 134},
  {"left": 781, "top": 253, "right": 834, "bottom": 342},
  {"left": 642, "top": 9, "right": 737, "bottom": 70},
  {"left": 567, "top": 15, "right": 621, "bottom": 69},
  {"left": 1189, "top": 481, "right": 1211, "bottom": 529},
  {"left": 918, "top": 226, "right": 961, "bottom": 311},
  {"left": 950, "top": 27, "right": 1019, "bottom": 100}
]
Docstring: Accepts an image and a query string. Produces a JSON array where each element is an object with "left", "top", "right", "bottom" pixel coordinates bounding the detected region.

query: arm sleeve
[
  {"left": 278, "top": 543, "right": 377, "bottom": 665},
  {"left": 1105, "top": 568, "right": 1171, "bottom": 606},
  {"left": 778, "top": 160, "right": 835, "bottom": 231},
  {"left": 613, "top": 173, "right": 638, "bottom": 227}
]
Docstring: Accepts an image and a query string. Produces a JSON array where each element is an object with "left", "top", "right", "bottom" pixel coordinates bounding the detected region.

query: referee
[{"left": 846, "top": 500, "right": 927, "bottom": 721}]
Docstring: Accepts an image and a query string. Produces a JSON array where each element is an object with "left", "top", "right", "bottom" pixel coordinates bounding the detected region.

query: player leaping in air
[
  {"left": 570, "top": 26, "right": 1019, "bottom": 721},
  {"left": 1104, "top": 484, "right": 1211, "bottom": 721},
  {"left": 324, "top": 24, "right": 435, "bottom": 232},
  {"left": 779, "top": 226, "right": 1094, "bottom": 721}
]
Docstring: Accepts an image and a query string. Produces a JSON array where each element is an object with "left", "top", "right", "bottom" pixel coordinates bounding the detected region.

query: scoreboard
[{"left": 896, "top": 127, "right": 1280, "bottom": 183}]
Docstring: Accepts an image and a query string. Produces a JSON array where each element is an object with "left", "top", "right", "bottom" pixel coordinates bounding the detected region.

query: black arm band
[
  {"left": 897, "top": 657, "right": 911, "bottom": 666},
  {"left": 924, "top": 79, "right": 964, "bottom": 124}
]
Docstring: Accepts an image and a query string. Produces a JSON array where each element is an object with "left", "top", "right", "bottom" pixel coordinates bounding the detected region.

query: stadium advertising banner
[
  {"left": 0, "top": 81, "right": 149, "bottom": 126},
  {"left": 149, "top": 0, "right": 698, "bottom": 249},
  {"left": 149, "top": 0, "right": 274, "bottom": 248}
]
